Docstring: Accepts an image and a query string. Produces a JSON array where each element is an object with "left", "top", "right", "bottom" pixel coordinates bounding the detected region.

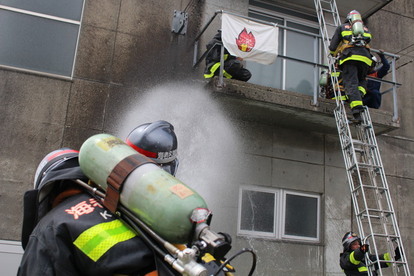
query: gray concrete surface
[{"left": 0, "top": 0, "right": 413, "bottom": 275}]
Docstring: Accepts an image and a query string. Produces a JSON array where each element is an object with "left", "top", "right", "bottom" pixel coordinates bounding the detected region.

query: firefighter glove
[
  {"left": 360, "top": 244, "right": 369, "bottom": 253},
  {"left": 395, "top": 246, "right": 401, "bottom": 261}
]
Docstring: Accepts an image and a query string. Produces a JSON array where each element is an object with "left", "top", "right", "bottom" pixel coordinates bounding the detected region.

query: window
[
  {"left": 247, "top": 2, "right": 322, "bottom": 96},
  {"left": 238, "top": 186, "right": 320, "bottom": 242},
  {"left": 0, "top": 0, "right": 85, "bottom": 78}
]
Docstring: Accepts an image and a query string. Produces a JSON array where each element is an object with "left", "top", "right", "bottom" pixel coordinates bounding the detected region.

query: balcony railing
[{"left": 193, "top": 10, "right": 401, "bottom": 122}]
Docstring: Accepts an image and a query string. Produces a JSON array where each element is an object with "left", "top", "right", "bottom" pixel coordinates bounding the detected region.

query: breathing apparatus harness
[{"left": 75, "top": 179, "right": 257, "bottom": 276}]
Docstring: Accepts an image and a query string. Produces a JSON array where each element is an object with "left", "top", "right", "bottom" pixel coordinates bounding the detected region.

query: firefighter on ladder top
[{"left": 329, "top": 10, "right": 373, "bottom": 124}]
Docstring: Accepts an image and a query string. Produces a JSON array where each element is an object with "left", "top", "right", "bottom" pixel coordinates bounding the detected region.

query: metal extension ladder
[{"left": 314, "top": 0, "right": 410, "bottom": 275}]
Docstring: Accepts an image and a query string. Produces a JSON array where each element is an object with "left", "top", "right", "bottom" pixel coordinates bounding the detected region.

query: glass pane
[
  {"left": 284, "top": 194, "right": 318, "bottom": 238},
  {"left": 240, "top": 190, "right": 275, "bottom": 233},
  {"left": 246, "top": 58, "right": 283, "bottom": 89},
  {"left": 285, "top": 60, "right": 315, "bottom": 96},
  {"left": 0, "top": 10, "right": 78, "bottom": 76},
  {"left": 247, "top": 11, "right": 283, "bottom": 25},
  {"left": 245, "top": 23, "right": 283, "bottom": 89},
  {"left": 0, "top": 0, "right": 84, "bottom": 21},
  {"left": 287, "top": 21, "right": 319, "bottom": 35},
  {"left": 286, "top": 29, "right": 315, "bottom": 63}
]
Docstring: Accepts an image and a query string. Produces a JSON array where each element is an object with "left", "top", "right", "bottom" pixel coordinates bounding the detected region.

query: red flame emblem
[{"left": 236, "top": 28, "right": 255, "bottom": 52}]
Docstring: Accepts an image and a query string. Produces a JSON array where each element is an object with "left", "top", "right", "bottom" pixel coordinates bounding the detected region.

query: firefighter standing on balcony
[
  {"left": 329, "top": 10, "right": 373, "bottom": 123},
  {"left": 204, "top": 30, "right": 251, "bottom": 82},
  {"left": 364, "top": 50, "right": 390, "bottom": 109}
]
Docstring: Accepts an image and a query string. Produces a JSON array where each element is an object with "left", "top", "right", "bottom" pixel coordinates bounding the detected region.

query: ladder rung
[
  {"left": 351, "top": 184, "right": 388, "bottom": 193},
  {"left": 321, "top": 8, "right": 334, "bottom": 13},
  {"left": 349, "top": 162, "right": 382, "bottom": 171},
  {"left": 351, "top": 139, "right": 376, "bottom": 148},
  {"left": 370, "top": 233, "right": 400, "bottom": 240},
  {"left": 357, "top": 209, "right": 394, "bottom": 219}
]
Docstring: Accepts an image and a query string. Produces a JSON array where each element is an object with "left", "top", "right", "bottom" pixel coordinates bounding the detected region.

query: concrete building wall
[
  {"left": 368, "top": 0, "right": 414, "bottom": 267},
  {"left": 0, "top": 0, "right": 413, "bottom": 275}
]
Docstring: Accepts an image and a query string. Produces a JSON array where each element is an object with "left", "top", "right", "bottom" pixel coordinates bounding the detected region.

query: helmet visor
[{"left": 159, "top": 159, "right": 179, "bottom": 176}]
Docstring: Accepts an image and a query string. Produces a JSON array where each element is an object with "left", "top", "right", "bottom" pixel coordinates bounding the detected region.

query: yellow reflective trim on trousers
[
  {"left": 74, "top": 220, "right": 136, "bottom": 262},
  {"left": 350, "top": 101, "right": 363, "bottom": 108},
  {"left": 358, "top": 266, "right": 368, "bottom": 272},
  {"left": 358, "top": 86, "right": 366, "bottom": 95},
  {"left": 204, "top": 62, "right": 221, "bottom": 78},
  {"left": 332, "top": 95, "right": 348, "bottom": 101},
  {"left": 204, "top": 54, "right": 232, "bottom": 79},
  {"left": 340, "top": 55, "right": 373, "bottom": 66},
  {"left": 349, "top": 251, "right": 361, "bottom": 265}
]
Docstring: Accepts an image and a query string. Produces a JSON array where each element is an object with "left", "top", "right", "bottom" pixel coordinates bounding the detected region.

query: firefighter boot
[{"left": 351, "top": 106, "right": 364, "bottom": 124}]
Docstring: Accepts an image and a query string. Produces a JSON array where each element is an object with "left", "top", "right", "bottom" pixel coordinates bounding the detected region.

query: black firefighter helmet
[
  {"left": 126, "top": 120, "right": 179, "bottom": 176},
  {"left": 342, "top": 231, "right": 361, "bottom": 252},
  {"left": 21, "top": 148, "right": 87, "bottom": 249}
]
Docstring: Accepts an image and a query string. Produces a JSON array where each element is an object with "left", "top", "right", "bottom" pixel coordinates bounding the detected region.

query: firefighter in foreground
[
  {"left": 18, "top": 121, "right": 180, "bottom": 275},
  {"left": 340, "top": 231, "right": 401, "bottom": 275},
  {"left": 329, "top": 10, "right": 373, "bottom": 123},
  {"left": 204, "top": 30, "right": 251, "bottom": 82}
]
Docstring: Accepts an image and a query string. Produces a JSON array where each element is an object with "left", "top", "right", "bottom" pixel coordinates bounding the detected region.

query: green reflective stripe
[
  {"left": 358, "top": 266, "right": 368, "bottom": 272},
  {"left": 350, "top": 101, "right": 363, "bottom": 108},
  {"left": 349, "top": 251, "right": 361, "bottom": 265},
  {"left": 340, "top": 55, "right": 373, "bottom": 66},
  {"left": 74, "top": 220, "right": 136, "bottom": 262},
  {"left": 358, "top": 86, "right": 366, "bottom": 95}
]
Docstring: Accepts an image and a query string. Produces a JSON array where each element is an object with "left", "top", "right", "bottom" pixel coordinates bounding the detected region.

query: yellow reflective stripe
[
  {"left": 331, "top": 72, "right": 341, "bottom": 77},
  {"left": 223, "top": 70, "right": 232, "bottom": 79},
  {"left": 349, "top": 251, "right": 361, "bottom": 265},
  {"left": 350, "top": 101, "right": 363, "bottom": 108},
  {"left": 332, "top": 95, "right": 348, "bottom": 100},
  {"left": 341, "top": 30, "right": 353, "bottom": 36},
  {"left": 204, "top": 62, "right": 221, "bottom": 78},
  {"left": 358, "top": 86, "right": 366, "bottom": 95},
  {"left": 340, "top": 55, "right": 373, "bottom": 66},
  {"left": 384, "top": 252, "right": 392, "bottom": 266},
  {"left": 364, "top": 33, "right": 372, "bottom": 39},
  {"left": 358, "top": 266, "right": 368, "bottom": 272},
  {"left": 74, "top": 220, "right": 136, "bottom": 262}
]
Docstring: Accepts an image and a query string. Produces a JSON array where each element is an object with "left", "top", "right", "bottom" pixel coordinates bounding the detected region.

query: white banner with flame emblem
[{"left": 221, "top": 13, "right": 278, "bottom": 65}]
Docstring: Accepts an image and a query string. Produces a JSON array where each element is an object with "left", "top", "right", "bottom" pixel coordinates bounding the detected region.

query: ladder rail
[{"left": 314, "top": 0, "right": 410, "bottom": 275}]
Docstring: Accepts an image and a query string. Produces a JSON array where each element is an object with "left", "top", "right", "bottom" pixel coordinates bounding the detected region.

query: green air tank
[
  {"left": 78, "top": 133, "right": 208, "bottom": 244},
  {"left": 349, "top": 11, "right": 364, "bottom": 36}
]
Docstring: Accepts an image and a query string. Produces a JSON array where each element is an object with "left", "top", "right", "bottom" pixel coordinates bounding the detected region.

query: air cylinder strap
[{"left": 105, "top": 154, "right": 156, "bottom": 213}]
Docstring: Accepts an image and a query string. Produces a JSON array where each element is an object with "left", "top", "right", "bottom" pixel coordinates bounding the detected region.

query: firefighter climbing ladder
[{"left": 314, "top": 0, "right": 410, "bottom": 275}]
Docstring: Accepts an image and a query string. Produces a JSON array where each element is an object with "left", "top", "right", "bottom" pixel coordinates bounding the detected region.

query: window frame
[
  {"left": 247, "top": 5, "right": 323, "bottom": 96},
  {"left": 238, "top": 185, "right": 321, "bottom": 243},
  {"left": 281, "top": 190, "right": 321, "bottom": 242},
  {"left": 0, "top": 2, "right": 85, "bottom": 80}
]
